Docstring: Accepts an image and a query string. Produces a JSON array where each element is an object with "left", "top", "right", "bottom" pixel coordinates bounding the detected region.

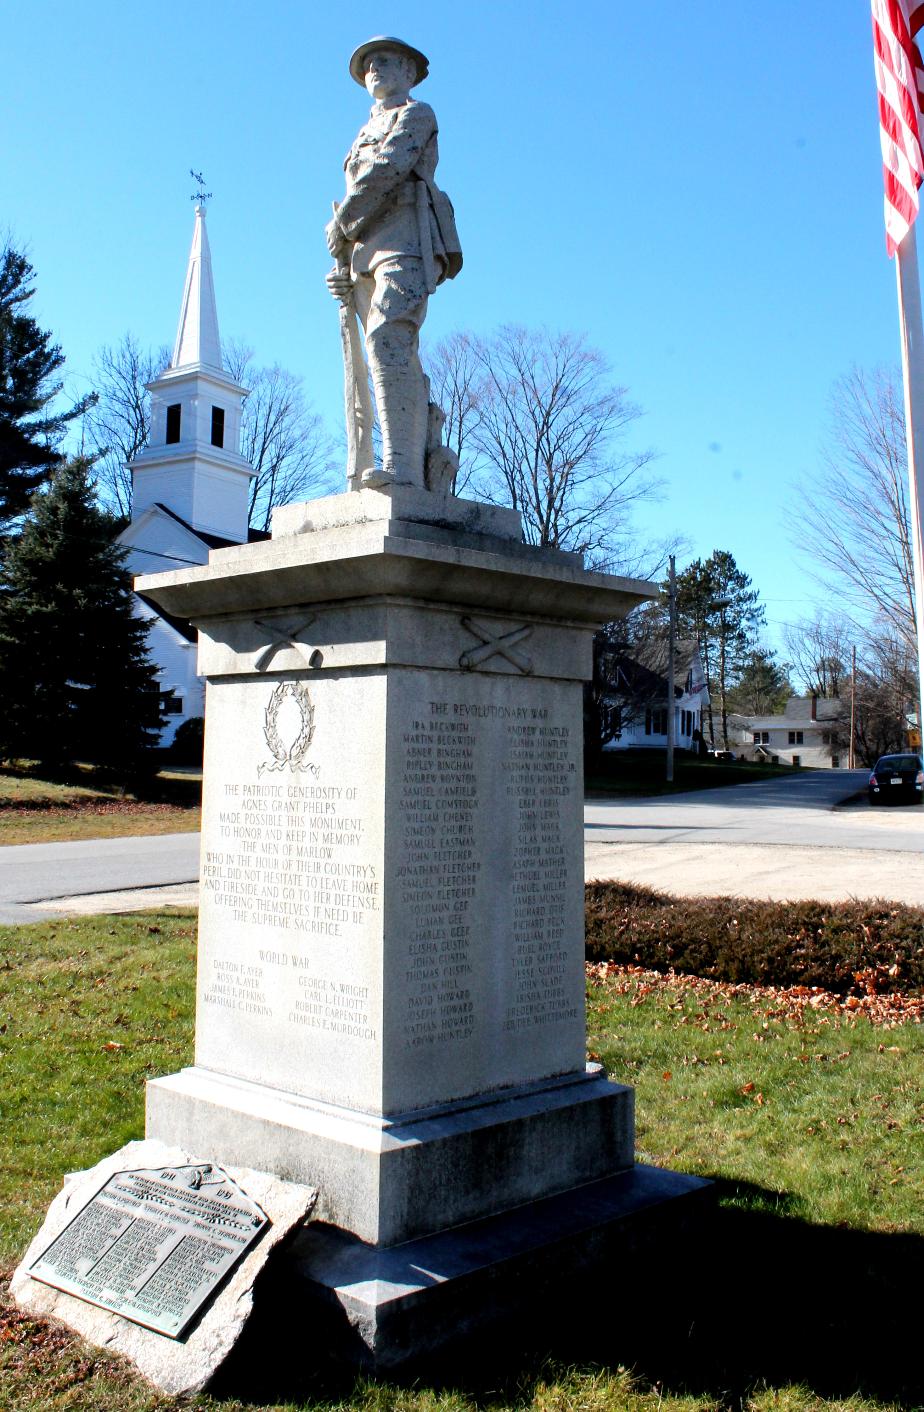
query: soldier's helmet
[{"left": 348, "top": 37, "right": 429, "bottom": 88}]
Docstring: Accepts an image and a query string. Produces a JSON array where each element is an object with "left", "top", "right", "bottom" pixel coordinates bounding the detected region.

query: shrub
[
  {"left": 168, "top": 716, "right": 204, "bottom": 765},
  {"left": 584, "top": 882, "right": 924, "bottom": 996}
]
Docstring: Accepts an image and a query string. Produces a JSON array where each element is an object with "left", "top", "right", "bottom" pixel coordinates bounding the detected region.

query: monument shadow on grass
[{"left": 213, "top": 1177, "right": 923, "bottom": 1410}]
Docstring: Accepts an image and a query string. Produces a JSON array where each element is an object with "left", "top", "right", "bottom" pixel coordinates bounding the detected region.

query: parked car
[{"left": 867, "top": 753, "right": 924, "bottom": 805}]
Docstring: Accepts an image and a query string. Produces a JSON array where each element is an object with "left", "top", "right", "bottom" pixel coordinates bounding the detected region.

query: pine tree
[
  {"left": 0, "top": 457, "right": 163, "bottom": 770},
  {"left": 0, "top": 246, "right": 94, "bottom": 524},
  {"left": 726, "top": 649, "right": 791, "bottom": 716},
  {"left": 669, "top": 551, "right": 766, "bottom": 747}
]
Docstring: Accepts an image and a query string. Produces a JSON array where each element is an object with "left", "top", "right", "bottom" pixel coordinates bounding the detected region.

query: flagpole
[{"left": 894, "top": 224, "right": 924, "bottom": 753}]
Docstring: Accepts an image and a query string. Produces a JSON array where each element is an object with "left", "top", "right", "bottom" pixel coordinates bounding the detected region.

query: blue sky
[{"left": 2, "top": 0, "right": 905, "bottom": 658}]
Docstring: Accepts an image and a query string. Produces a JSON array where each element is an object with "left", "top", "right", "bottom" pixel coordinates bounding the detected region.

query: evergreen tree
[
  {"left": 0, "top": 246, "right": 94, "bottom": 525},
  {"left": 726, "top": 649, "right": 791, "bottom": 716},
  {"left": 669, "top": 551, "right": 766, "bottom": 747},
  {"left": 0, "top": 457, "right": 163, "bottom": 770}
]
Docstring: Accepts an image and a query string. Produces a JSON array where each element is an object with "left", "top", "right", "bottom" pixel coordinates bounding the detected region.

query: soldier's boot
[{"left": 367, "top": 363, "right": 429, "bottom": 488}]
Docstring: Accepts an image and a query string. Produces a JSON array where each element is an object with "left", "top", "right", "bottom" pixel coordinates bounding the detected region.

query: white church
[{"left": 118, "top": 204, "right": 265, "bottom": 746}]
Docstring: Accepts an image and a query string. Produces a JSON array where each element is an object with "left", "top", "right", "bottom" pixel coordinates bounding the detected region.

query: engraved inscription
[
  {"left": 503, "top": 719, "right": 580, "bottom": 1033},
  {"left": 398, "top": 695, "right": 578, "bottom": 1048},
  {"left": 399, "top": 712, "right": 479, "bottom": 1048},
  {"left": 28, "top": 1165, "right": 267, "bottom": 1339},
  {"left": 203, "top": 782, "right": 375, "bottom": 936}
]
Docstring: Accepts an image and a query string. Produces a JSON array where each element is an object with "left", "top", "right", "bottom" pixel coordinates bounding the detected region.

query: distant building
[
  {"left": 728, "top": 695, "right": 848, "bottom": 768},
  {"left": 602, "top": 638, "right": 710, "bottom": 753},
  {"left": 118, "top": 204, "right": 264, "bottom": 745}
]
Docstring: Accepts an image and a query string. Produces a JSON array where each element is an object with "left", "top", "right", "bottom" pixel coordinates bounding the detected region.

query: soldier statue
[{"left": 325, "top": 37, "right": 462, "bottom": 491}]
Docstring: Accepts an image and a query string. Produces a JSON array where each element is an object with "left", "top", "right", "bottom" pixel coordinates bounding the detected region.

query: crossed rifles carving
[
  {"left": 459, "top": 617, "right": 533, "bottom": 675},
  {"left": 254, "top": 617, "right": 318, "bottom": 672},
  {"left": 253, "top": 614, "right": 533, "bottom": 675}
]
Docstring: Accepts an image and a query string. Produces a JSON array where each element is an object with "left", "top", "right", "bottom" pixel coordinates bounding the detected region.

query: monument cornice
[{"left": 136, "top": 510, "right": 656, "bottom": 631}]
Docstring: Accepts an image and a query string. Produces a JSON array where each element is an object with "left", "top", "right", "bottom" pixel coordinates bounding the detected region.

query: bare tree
[
  {"left": 854, "top": 633, "right": 918, "bottom": 763},
  {"left": 783, "top": 613, "right": 852, "bottom": 697},
  {"left": 223, "top": 342, "right": 337, "bottom": 532},
  {"left": 477, "top": 327, "right": 658, "bottom": 569},
  {"left": 795, "top": 367, "right": 916, "bottom": 655},
  {"left": 785, "top": 612, "right": 916, "bottom": 758},
  {"left": 83, "top": 335, "right": 169, "bottom": 519},
  {"left": 424, "top": 330, "right": 483, "bottom": 496},
  {"left": 427, "top": 326, "right": 659, "bottom": 572}
]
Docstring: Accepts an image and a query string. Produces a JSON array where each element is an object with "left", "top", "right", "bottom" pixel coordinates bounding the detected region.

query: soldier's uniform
[{"left": 331, "top": 49, "right": 461, "bottom": 486}]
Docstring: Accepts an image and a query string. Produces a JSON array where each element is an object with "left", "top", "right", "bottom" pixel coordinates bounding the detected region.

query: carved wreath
[{"left": 260, "top": 681, "right": 315, "bottom": 775}]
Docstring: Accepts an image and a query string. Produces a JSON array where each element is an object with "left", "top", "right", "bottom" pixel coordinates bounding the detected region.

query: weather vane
[{"left": 190, "top": 168, "right": 213, "bottom": 204}]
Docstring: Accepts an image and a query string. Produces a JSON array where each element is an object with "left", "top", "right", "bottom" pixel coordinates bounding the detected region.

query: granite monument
[{"left": 12, "top": 37, "right": 707, "bottom": 1385}]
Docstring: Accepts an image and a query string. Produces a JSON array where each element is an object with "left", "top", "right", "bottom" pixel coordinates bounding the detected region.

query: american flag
[{"left": 872, "top": 0, "right": 924, "bottom": 254}]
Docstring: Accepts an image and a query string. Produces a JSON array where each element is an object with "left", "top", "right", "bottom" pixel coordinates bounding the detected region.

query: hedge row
[{"left": 584, "top": 882, "right": 924, "bottom": 996}]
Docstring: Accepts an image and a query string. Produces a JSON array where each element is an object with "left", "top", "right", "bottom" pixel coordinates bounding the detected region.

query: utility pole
[
  {"left": 849, "top": 643, "right": 857, "bottom": 770},
  {"left": 666, "top": 555, "right": 676, "bottom": 783},
  {"left": 710, "top": 596, "right": 733, "bottom": 751}
]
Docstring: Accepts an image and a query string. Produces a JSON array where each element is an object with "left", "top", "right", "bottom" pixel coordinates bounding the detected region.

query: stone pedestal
[{"left": 136, "top": 486, "right": 694, "bottom": 1365}]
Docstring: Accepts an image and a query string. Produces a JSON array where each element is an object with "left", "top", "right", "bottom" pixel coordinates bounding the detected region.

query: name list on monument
[
  {"left": 196, "top": 674, "right": 582, "bottom": 1097},
  {"left": 28, "top": 1164, "right": 268, "bottom": 1338},
  {"left": 398, "top": 695, "right": 581, "bottom": 1053}
]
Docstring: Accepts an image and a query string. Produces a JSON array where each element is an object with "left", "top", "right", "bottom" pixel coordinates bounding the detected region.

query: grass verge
[
  {"left": 0, "top": 766, "right": 201, "bottom": 844},
  {"left": 584, "top": 750, "right": 801, "bottom": 798},
  {"left": 0, "top": 910, "right": 921, "bottom": 1410}
]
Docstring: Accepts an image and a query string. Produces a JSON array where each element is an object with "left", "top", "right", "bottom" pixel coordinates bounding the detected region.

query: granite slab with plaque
[{"left": 27, "top": 1162, "right": 268, "bottom": 1338}]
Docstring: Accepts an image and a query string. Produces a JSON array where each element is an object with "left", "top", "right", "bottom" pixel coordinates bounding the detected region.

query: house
[
  {"left": 118, "top": 203, "right": 263, "bottom": 746},
  {"left": 602, "top": 638, "right": 710, "bottom": 753},
  {"left": 728, "top": 695, "right": 848, "bottom": 768}
]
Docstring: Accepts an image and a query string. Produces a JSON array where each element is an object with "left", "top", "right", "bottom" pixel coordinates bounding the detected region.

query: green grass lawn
[
  {"left": 584, "top": 750, "right": 809, "bottom": 798},
  {"left": 0, "top": 765, "right": 201, "bottom": 844},
  {"left": 0, "top": 913, "right": 921, "bottom": 1411}
]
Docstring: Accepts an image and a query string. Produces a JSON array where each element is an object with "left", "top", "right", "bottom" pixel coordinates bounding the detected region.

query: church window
[
  {"left": 211, "top": 406, "right": 225, "bottom": 448},
  {"left": 166, "top": 404, "right": 181, "bottom": 444}
]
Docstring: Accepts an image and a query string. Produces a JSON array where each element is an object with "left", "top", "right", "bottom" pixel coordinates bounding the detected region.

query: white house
[
  {"left": 728, "top": 696, "right": 848, "bottom": 768},
  {"left": 602, "top": 639, "right": 710, "bottom": 754},
  {"left": 118, "top": 204, "right": 261, "bottom": 746}
]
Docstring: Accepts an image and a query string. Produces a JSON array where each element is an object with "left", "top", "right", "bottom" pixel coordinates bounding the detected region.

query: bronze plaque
[{"left": 28, "top": 1163, "right": 268, "bottom": 1338}]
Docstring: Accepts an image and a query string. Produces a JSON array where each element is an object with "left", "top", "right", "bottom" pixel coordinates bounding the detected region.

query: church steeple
[
  {"left": 172, "top": 203, "right": 222, "bottom": 371},
  {"left": 129, "top": 202, "right": 254, "bottom": 543}
]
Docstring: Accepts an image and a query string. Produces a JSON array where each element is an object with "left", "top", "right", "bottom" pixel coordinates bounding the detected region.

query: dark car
[{"left": 867, "top": 753, "right": 924, "bottom": 805}]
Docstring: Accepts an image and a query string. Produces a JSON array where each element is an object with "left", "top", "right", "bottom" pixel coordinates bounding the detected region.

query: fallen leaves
[{"left": 586, "top": 961, "right": 924, "bottom": 1028}]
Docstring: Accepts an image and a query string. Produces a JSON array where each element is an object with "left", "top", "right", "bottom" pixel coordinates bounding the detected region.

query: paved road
[
  {"left": 585, "top": 769, "right": 916, "bottom": 849},
  {"left": 585, "top": 770, "right": 923, "bottom": 903},
  {"left": 0, "top": 833, "right": 200, "bottom": 924},
  {"left": 0, "top": 772, "right": 920, "bottom": 922}
]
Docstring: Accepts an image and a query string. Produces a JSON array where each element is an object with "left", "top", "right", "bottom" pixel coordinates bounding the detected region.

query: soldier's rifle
[{"left": 331, "top": 203, "right": 375, "bottom": 486}]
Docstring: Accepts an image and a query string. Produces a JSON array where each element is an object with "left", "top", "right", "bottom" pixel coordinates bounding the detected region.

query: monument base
[
  {"left": 213, "top": 1165, "right": 711, "bottom": 1382},
  {"left": 147, "top": 1063, "right": 634, "bottom": 1247}
]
